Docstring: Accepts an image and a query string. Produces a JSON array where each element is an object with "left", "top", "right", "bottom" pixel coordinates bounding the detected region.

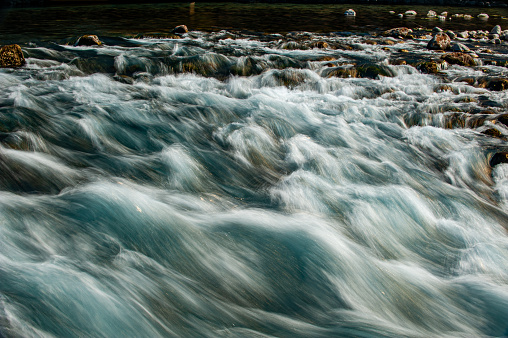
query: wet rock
[
  {"left": 482, "top": 128, "right": 502, "bottom": 138},
  {"left": 458, "top": 31, "right": 469, "bottom": 39},
  {"left": 0, "top": 44, "right": 25, "bottom": 68},
  {"left": 324, "top": 66, "right": 357, "bottom": 78},
  {"left": 442, "top": 52, "right": 475, "bottom": 67},
  {"left": 427, "top": 10, "right": 437, "bottom": 17},
  {"left": 490, "top": 25, "right": 501, "bottom": 34},
  {"left": 76, "top": 35, "right": 102, "bottom": 46},
  {"left": 490, "top": 152, "right": 508, "bottom": 167},
  {"left": 446, "top": 31, "right": 457, "bottom": 39},
  {"left": 383, "top": 27, "right": 413, "bottom": 38},
  {"left": 451, "top": 43, "right": 470, "bottom": 52},
  {"left": 416, "top": 60, "right": 447, "bottom": 74},
  {"left": 433, "top": 27, "right": 443, "bottom": 32},
  {"left": 356, "top": 64, "right": 394, "bottom": 79},
  {"left": 427, "top": 32, "right": 451, "bottom": 50},
  {"left": 478, "top": 13, "right": 489, "bottom": 20},
  {"left": 404, "top": 10, "right": 417, "bottom": 16},
  {"left": 495, "top": 113, "right": 508, "bottom": 127},
  {"left": 173, "top": 25, "right": 188, "bottom": 34},
  {"left": 310, "top": 41, "right": 328, "bottom": 49},
  {"left": 344, "top": 9, "right": 356, "bottom": 16},
  {"left": 478, "top": 78, "right": 508, "bottom": 91}
]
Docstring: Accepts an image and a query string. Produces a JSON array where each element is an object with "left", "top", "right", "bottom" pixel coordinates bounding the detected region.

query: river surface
[{"left": 1, "top": 2, "right": 508, "bottom": 338}]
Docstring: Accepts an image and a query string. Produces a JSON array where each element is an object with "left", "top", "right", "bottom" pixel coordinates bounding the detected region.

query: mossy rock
[{"left": 0, "top": 44, "right": 25, "bottom": 68}]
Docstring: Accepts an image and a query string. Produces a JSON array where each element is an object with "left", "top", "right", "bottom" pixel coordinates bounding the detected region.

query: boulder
[
  {"left": 0, "top": 44, "right": 25, "bottom": 68},
  {"left": 383, "top": 27, "right": 413, "bottom": 38},
  {"left": 76, "top": 35, "right": 102, "bottom": 46},
  {"left": 491, "top": 25, "right": 502, "bottom": 35},
  {"left": 458, "top": 31, "right": 469, "bottom": 39},
  {"left": 173, "top": 25, "right": 188, "bottom": 34},
  {"left": 451, "top": 43, "right": 470, "bottom": 52},
  {"left": 427, "top": 32, "right": 451, "bottom": 50},
  {"left": 442, "top": 52, "right": 475, "bottom": 67}
]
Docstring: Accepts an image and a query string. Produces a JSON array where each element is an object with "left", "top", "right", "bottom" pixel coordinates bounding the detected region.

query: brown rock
[
  {"left": 310, "top": 41, "right": 328, "bottom": 49},
  {"left": 174, "top": 25, "right": 189, "bottom": 34},
  {"left": 427, "top": 32, "right": 451, "bottom": 50},
  {"left": 416, "top": 60, "right": 447, "bottom": 74},
  {"left": 318, "top": 56, "right": 336, "bottom": 62},
  {"left": 478, "top": 78, "right": 508, "bottom": 91},
  {"left": 482, "top": 128, "right": 502, "bottom": 138},
  {"left": 76, "top": 35, "right": 102, "bottom": 46},
  {"left": 0, "top": 44, "right": 25, "bottom": 68},
  {"left": 441, "top": 52, "right": 475, "bottom": 67},
  {"left": 384, "top": 27, "right": 413, "bottom": 38}
]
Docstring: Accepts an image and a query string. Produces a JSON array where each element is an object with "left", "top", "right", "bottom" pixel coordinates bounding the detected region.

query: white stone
[
  {"left": 427, "top": 10, "right": 437, "bottom": 17},
  {"left": 440, "top": 11, "right": 448, "bottom": 17},
  {"left": 404, "top": 10, "right": 417, "bottom": 16},
  {"left": 491, "top": 25, "right": 502, "bottom": 35},
  {"left": 478, "top": 13, "right": 489, "bottom": 20}
]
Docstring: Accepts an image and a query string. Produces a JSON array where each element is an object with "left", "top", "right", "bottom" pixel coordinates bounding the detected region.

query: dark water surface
[{"left": 0, "top": 2, "right": 507, "bottom": 43}]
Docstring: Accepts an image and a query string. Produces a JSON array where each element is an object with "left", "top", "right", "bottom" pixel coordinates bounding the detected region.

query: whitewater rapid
[{"left": 1, "top": 31, "right": 508, "bottom": 337}]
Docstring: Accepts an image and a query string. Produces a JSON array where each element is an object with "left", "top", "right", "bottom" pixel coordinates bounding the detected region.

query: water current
[{"left": 1, "top": 2, "right": 508, "bottom": 337}]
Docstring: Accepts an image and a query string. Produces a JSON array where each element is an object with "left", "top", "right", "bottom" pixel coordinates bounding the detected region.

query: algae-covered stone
[{"left": 0, "top": 44, "right": 25, "bottom": 68}]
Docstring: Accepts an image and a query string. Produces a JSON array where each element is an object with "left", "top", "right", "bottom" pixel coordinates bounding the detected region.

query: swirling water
[{"left": 2, "top": 4, "right": 508, "bottom": 338}]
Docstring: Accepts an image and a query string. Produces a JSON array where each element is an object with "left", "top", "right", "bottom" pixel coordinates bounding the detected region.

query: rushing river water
[{"left": 1, "top": 2, "right": 508, "bottom": 338}]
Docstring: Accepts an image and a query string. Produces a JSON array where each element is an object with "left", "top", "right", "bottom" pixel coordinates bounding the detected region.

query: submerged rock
[
  {"left": 0, "top": 44, "right": 25, "bottom": 68},
  {"left": 76, "top": 35, "right": 102, "bottom": 46},
  {"left": 442, "top": 52, "right": 475, "bottom": 67},
  {"left": 427, "top": 32, "right": 451, "bottom": 50}
]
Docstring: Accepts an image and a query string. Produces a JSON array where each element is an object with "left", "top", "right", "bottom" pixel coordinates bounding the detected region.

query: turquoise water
[{"left": 1, "top": 3, "right": 508, "bottom": 338}]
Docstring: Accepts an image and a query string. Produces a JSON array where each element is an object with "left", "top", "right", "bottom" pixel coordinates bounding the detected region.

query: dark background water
[{"left": 0, "top": 2, "right": 506, "bottom": 44}]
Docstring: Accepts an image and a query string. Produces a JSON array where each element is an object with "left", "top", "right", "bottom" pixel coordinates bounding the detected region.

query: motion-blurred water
[{"left": 1, "top": 3, "right": 508, "bottom": 338}]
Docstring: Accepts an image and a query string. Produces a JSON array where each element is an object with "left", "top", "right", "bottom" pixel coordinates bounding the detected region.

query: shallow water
[{"left": 2, "top": 3, "right": 508, "bottom": 338}]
